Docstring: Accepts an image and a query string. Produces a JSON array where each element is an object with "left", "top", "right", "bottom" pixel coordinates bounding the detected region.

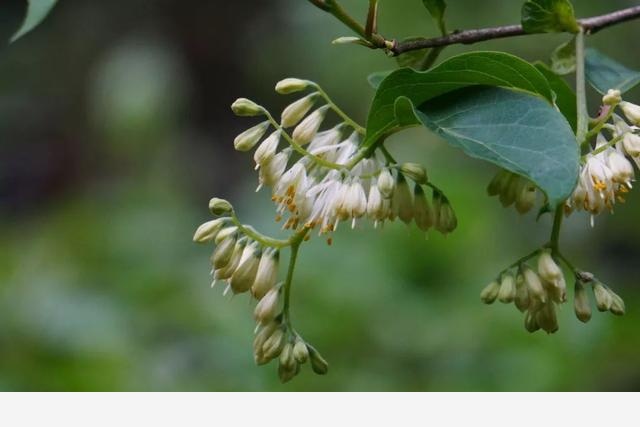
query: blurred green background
[{"left": 1, "top": 0, "right": 639, "bottom": 391}]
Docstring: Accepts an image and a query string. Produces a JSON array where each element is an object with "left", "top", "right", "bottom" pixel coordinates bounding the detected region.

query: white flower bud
[
  {"left": 193, "top": 218, "right": 226, "bottom": 243},
  {"left": 593, "top": 282, "right": 612, "bottom": 311},
  {"left": 345, "top": 179, "right": 367, "bottom": 220},
  {"left": 208, "top": 197, "right": 233, "bottom": 215},
  {"left": 498, "top": 273, "right": 516, "bottom": 303},
  {"left": 524, "top": 310, "right": 540, "bottom": 333},
  {"left": 214, "top": 238, "right": 246, "bottom": 280},
  {"left": 262, "top": 328, "right": 286, "bottom": 360},
  {"left": 254, "top": 131, "right": 281, "bottom": 168},
  {"left": 523, "top": 266, "right": 547, "bottom": 303},
  {"left": 602, "top": 89, "right": 621, "bottom": 106},
  {"left": 293, "top": 339, "right": 309, "bottom": 364},
  {"left": 514, "top": 273, "right": 530, "bottom": 312},
  {"left": 231, "top": 98, "right": 263, "bottom": 116},
  {"left": 538, "top": 251, "right": 563, "bottom": 283},
  {"left": 620, "top": 101, "right": 640, "bottom": 125},
  {"left": 214, "top": 226, "right": 238, "bottom": 245},
  {"left": 212, "top": 233, "right": 237, "bottom": 270},
  {"left": 234, "top": 121, "right": 270, "bottom": 152},
  {"left": 392, "top": 174, "right": 414, "bottom": 224},
  {"left": 253, "top": 321, "right": 278, "bottom": 361},
  {"left": 254, "top": 285, "right": 281, "bottom": 324},
  {"left": 574, "top": 280, "right": 592, "bottom": 323},
  {"left": 229, "top": 244, "right": 261, "bottom": 294},
  {"left": 515, "top": 181, "right": 536, "bottom": 214},
  {"left": 275, "top": 78, "right": 310, "bottom": 95},
  {"left": 400, "top": 162, "right": 428, "bottom": 185},
  {"left": 535, "top": 303, "right": 558, "bottom": 334},
  {"left": 413, "top": 185, "right": 434, "bottom": 232},
  {"left": 292, "top": 105, "right": 329, "bottom": 145},
  {"left": 377, "top": 168, "right": 395, "bottom": 199},
  {"left": 259, "top": 149, "right": 290, "bottom": 188},
  {"left": 281, "top": 93, "right": 319, "bottom": 128},
  {"left": 487, "top": 169, "right": 511, "bottom": 196},
  {"left": 480, "top": 280, "right": 500, "bottom": 304},
  {"left": 623, "top": 132, "right": 640, "bottom": 157},
  {"left": 367, "top": 183, "right": 385, "bottom": 221},
  {"left": 609, "top": 290, "right": 625, "bottom": 316},
  {"left": 251, "top": 250, "right": 280, "bottom": 299},
  {"left": 607, "top": 149, "right": 635, "bottom": 185},
  {"left": 279, "top": 342, "right": 296, "bottom": 371}
]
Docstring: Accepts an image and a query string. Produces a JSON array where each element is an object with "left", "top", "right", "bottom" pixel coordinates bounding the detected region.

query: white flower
[
  {"left": 392, "top": 174, "right": 413, "bottom": 224},
  {"left": 254, "top": 131, "right": 281, "bottom": 169},
  {"left": 281, "top": 93, "right": 319, "bottom": 128},
  {"left": 377, "top": 168, "right": 395, "bottom": 199},
  {"left": 229, "top": 243, "right": 261, "bottom": 294},
  {"left": 413, "top": 185, "right": 433, "bottom": 232},
  {"left": 258, "top": 149, "right": 290, "bottom": 190},
  {"left": 292, "top": 105, "right": 329, "bottom": 145},
  {"left": 620, "top": 101, "right": 640, "bottom": 125},
  {"left": 622, "top": 132, "right": 640, "bottom": 157}
]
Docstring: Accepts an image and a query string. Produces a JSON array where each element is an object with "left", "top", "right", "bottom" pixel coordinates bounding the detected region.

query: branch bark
[{"left": 393, "top": 5, "right": 640, "bottom": 55}]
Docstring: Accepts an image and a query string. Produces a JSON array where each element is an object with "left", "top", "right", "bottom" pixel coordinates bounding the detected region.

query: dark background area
[{"left": 1, "top": 0, "right": 639, "bottom": 391}]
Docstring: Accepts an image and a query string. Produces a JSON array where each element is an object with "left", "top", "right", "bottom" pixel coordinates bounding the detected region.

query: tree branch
[{"left": 393, "top": 5, "right": 640, "bottom": 55}]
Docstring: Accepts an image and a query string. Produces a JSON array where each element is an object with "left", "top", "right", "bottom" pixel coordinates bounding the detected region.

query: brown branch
[{"left": 393, "top": 5, "right": 640, "bottom": 55}]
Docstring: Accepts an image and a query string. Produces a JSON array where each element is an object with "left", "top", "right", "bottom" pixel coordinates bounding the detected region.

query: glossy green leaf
[
  {"left": 364, "top": 51, "right": 554, "bottom": 147},
  {"left": 417, "top": 86, "right": 579, "bottom": 206},
  {"left": 422, "top": 0, "right": 447, "bottom": 34},
  {"left": 521, "top": 0, "right": 579, "bottom": 34},
  {"left": 367, "top": 71, "right": 392, "bottom": 89},
  {"left": 535, "top": 62, "right": 577, "bottom": 132},
  {"left": 550, "top": 37, "right": 576, "bottom": 75},
  {"left": 585, "top": 48, "right": 640, "bottom": 95},
  {"left": 11, "top": 0, "right": 57, "bottom": 42}
]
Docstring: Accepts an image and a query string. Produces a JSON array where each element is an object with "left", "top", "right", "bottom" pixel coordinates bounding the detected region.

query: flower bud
[
  {"left": 515, "top": 182, "right": 536, "bottom": 214},
  {"left": 208, "top": 197, "right": 233, "bottom": 215},
  {"left": 537, "top": 251, "right": 566, "bottom": 302},
  {"left": 391, "top": 174, "right": 414, "bottom": 224},
  {"left": 193, "top": 218, "right": 225, "bottom": 243},
  {"left": 514, "top": 273, "right": 530, "bottom": 312},
  {"left": 214, "top": 226, "right": 238, "bottom": 245},
  {"left": 574, "top": 280, "right": 592, "bottom": 323},
  {"left": 253, "top": 321, "right": 278, "bottom": 358},
  {"left": 251, "top": 249, "right": 280, "bottom": 299},
  {"left": 377, "top": 168, "right": 395, "bottom": 199},
  {"left": 487, "top": 169, "right": 510, "bottom": 196},
  {"left": 620, "top": 101, "right": 640, "bottom": 125},
  {"left": 229, "top": 244, "right": 261, "bottom": 294},
  {"left": 498, "top": 174, "right": 519, "bottom": 207},
  {"left": 292, "top": 105, "right": 329, "bottom": 145},
  {"left": 275, "top": 78, "right": 310, "bottom": 95},
  {"left": 400, "top": 162, "right": 428, "bottom": 185},
  {"left": 293, "top": 339, "right": 309, "bottom": 364},
  {"left": 214, "top": 238, "right": 246, "bottom": 280},
  {"left": 480, "top": 280, "right": 500, "bottom": 304},
  {"left": 212, "top": 232, "right": 237, "bottom": 270},
  {"left": 281, "top": 92, "right": 319, "bottom": 128},
  {"left": 308, "top": 345, "right": 329, "bottom": 375},
  {"left": 523, "top": 265, "right": 546, "bottom": 303},
  {"left": 413, "top": 185, "right": 434, "bottom": 231},
  {"left": 602, "top": 89, "right": 621, "bottom": 106},
  {"left": 609, "top": 290, "right": 625, "bottom": 316},
  {"left": 433, "top": 192, "right": 457, "bottom": 235},
  {"left": 524, "top": 310, "right": 540, "bottom": 333},
  {"left": 536, "top": 303, "right": 558, "bottom": 334},
  {"left": 622, "top": 133, "right": 640, "bottom": 157},
  {"left": 231, "top": 98, "right": 263, "bottom": 116},
  {"left": 234, "top": 121, "right": 270, "bottom": 152},
  {"left": 367, "top": 184, "right": 385, "bottom": 221},
  {"left": 498, "top": 273, "right": 516, "bottom": 303},
  {"left": 278, "top": 359, "right": 299, "bottom": 384},
  {"left": 254, "top": 131, "right": 281, "bottom": 168},
  {"left": 254, "top": 285, "right": 281, "bottom": 324},
  {"left": 262, "top": 327, "right": 286, "bottom": 360},
  {"left": 593, "top": 282, "right": 612, "bottom": 312},
  {"left": 279, "top": 342, "right": 296, "bottom": 370},
  {"left": 607, "top": 149, "right": 634, "bottom": 184}
]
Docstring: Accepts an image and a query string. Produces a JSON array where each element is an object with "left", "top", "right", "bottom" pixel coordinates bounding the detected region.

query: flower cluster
[
  {"left": 231, "top": 78, "right": 457, "bottom": 241},
  {"left": 481, "top": 250, "right": 624, "bottom": 333},
  {"left": 565, "top": 89, "right": 640, "bottom": 225},
  {"left": 487, "top": 170, "right": 538, "bottom": 214}
]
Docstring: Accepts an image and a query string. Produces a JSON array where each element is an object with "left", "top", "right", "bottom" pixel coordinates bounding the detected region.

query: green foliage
[
  {"left": 365, "top": 51, "right": 555, "bottom": 148},
  {"left": 521, "top": 0, "right": 579, "bottom": 34},
  {"left": 395, "top": 37, "right": 431, "bottom": 70},
  {"left": 534, "top": 62, "right": 577, "bottom": 132},
  {"left": 550, "top": 37, "right": 576, "bottom": 75},
  {"left": 421, "top": 0, "right": 447, "bottom": 34},
  {"left": 417, "top": 86, "right": 579, "bottom": 206},
  {"left": 11, "top": 0, "right": 58, "bottom": 42},
  {"left": 585, "top": 48, "right": 640, "bottom": 95}
]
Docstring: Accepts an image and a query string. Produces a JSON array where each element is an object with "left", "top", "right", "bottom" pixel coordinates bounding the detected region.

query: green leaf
[
  {"left": 395, "top": 37, "right": 431, "bottom": 69},
  {"left": 585, "top": 48, "right": 640, "bottom": 95},
  {"left": 416, "top": 86, "right": 579, "bottom": 206},
  {"left": 422, "top": 0, "right": 447, "bottom": 34},
  {"left": 534, "top": 62, "right": 577, "bottom": 132},
  {"left": 11, "top": 0, "right": 57, "bottom": 42},
  {"left": 364, "top": 51, "right": 555, "bottom": 147},
  {"left": 550, "top": 36, "right": 576, "bottom": 75},
  {"left": 367, "top": 71, "right": 392, "bottom": 89},
  {"left": 521, "top": 0, "right": 580, "bottom": 34}
]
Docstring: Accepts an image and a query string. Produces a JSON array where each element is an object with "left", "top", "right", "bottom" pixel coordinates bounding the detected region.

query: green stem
[
  {"left": 320, "top": 0, "right": 388, "bottom": 48},
  {"left": 549, "top": 205, "right": 564, "bottom": 255},
  {"left": 575, "top": 28, "right": 589, "bottom": 145},
  {"left": 230, "top": 213, "right": 291, "bottom": 249},
  {"left": 585, "top": 105, "right": 616, "bottom": 143},
  {"left": 503, "top": 248, "right": 543, "bottom": 273},
  {"left": 310, "top": 83, "right": 366, "bottom": 135},
  {"left": 583, "top": 133, "right": 624, "bottom": 159},
  {"left": 282, "top": 229, "right": 308, "bottom": 330},
  {"left": 365, "top": 0, "right": 378, "bottom": 39}
]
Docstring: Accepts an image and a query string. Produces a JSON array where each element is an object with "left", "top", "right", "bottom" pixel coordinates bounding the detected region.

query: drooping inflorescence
[{"left": 194, "top": 78, "right": 456, "bottom": 382}]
